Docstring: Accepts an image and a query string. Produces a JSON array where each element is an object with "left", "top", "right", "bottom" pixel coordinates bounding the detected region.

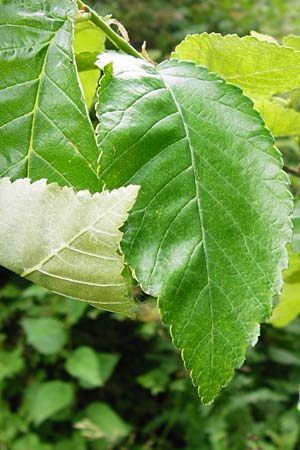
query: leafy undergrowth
[{"left": 0, "top": 268, "right": 299, "bottom": 450}]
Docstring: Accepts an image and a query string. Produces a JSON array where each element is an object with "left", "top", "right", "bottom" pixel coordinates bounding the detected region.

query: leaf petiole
[{"left": 77, "top": 0, "right": 144, "bottom": 59}]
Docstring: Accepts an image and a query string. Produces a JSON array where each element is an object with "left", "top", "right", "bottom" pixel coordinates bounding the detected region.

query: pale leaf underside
[
  {"left": 0, "top": 178, "right": 139, "bottom": 315},
  {"left": 96, "top": 53, "right": 292, "bottom": 402}
]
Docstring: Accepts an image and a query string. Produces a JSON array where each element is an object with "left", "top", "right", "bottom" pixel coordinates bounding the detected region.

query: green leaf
[
  {"left": 12, "top": 435, "right": 52, "bottom": 450},
  {"left": 270, "top": 250, "right": 300, "bottom": 327},
  {"left": 0, "top": 178, "right": 139, "bottom": 315},
  {"left": 76, "top": 402, "right": 131, "bottom": 443},
  {"left": 0, "top": 0, "right": 101, "bottom": 192},
  {"left": 271, "top": 196, "right": 300, "bottom": 327},
  {"left": 0, "top": 348, "right": 24, "bottom": 381},
  {"left": 66, "top": 298, "right": 88, "bottom": 325},
  {"left": 172, "top": 33, "right": 300, "bottom": 98},
  {"left": 283, "top": 35, "right": 300, "bottom": 51},
  {"left": 96, "top": 53, "right": 292, "bottom": 402},
  {"left": 291, "top": 194, "right": 300, "bottom": 254},
  {"left": 254, "top": 99, "right": 300, "bottom": 137},
  {"left": 21, "top": 317, "right": 67, "bottom": 354},
  {"left": 26, "top": 381, "right": 74, "bottom": 426},
  {"left": 137, "top": 368, "right": 170, "bottom": 395},
  {"left": 74, "top": 21, "right": 105, "bottom": 107},
  {"left": 65, "top": 346, "right": 119, "bottom": 388},
  {"left": 55, "top": 435, "right": 87, "bottom": 450}
]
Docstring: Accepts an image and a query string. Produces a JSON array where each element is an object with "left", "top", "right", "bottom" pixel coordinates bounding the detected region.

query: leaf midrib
[
  {"left": 26, "top": 25, "right": 65, "bottom": 177},
  {"left": 157, "top": 69, "right": 215, "bottom": 372},
  {"left": 21, "top": 191, "right": 131, "bottom": 278}
]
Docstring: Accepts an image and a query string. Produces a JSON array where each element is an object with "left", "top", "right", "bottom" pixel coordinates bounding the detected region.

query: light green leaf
[
  {"left": 271, "top": 195, "right": 300, "bottom": 327},
  {"left": 254, "top": 99, "right": 300, "bottom": 136},
  {"left": 0, "top": 0, "right": 100, "bottom": 191},
  {"left": 76, "top": 402, "right": 131, "bottom": 443},
  {"left": 291, "top": 194, "right": 300, "bottom": 254},
  {"left": 55, "top": 435, "right": 87, "bottom": 450},
  {"left": 74, "top": 21, "right": 105, "bottom": 107},
  {"left": 137, "top": 368, "right": 170, "bottom": 395},
  {"left": 283, "top": 35, "right": 300, "bottom": 51},
  {"left": 27, "top": 381, "right": 74, "bottom": 426},
  {"left": 0, "top": 348, "right": 24, "bottom": 381},
  {"left": 270, "top": 250, "right": 300, "bottom": 327},
  {"left": 12, "top": 435, "right": 52, "bottom": 450},
  {"left": 0, "top": 178, "right": 139, "bottom": 315},
  {"left": 66, "top": 298, "right": 88, "bottom": 325},
  {"left": 96, "top": 53, "right": 292, "bottom": 402},
  {"left": 172, "top": 33, "right": 300, "bottom": 98},
  {"left": 21, "top": 317, "right": 67, "bottom": 355},
  {"left": 65, "top": 346, "right": 119, "bottom": 388}
]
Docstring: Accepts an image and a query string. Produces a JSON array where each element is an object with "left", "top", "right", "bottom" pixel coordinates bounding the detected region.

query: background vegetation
[{"left": 1, "top": 1, "right": 300, "bottom": 449}]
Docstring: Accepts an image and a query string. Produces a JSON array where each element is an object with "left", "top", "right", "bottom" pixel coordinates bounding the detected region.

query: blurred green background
[{"left": 1, "top": 1, "right": 300, "bottom": 449}]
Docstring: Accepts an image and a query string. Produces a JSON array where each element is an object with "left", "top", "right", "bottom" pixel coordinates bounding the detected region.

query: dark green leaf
[
  {"left": 0, "top": 0, "right": 101, "bottom": 191},
  {"left": 96, "top": 53, "right": 292, "bottom": 402}
]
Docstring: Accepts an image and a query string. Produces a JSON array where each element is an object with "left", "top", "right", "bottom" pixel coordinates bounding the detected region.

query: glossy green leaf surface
[
  {"left": 96, "top": 53, "right": 292, "bottom": 402},
  {"left": 0, "top": 178, "right": 139, "bottom": 315},
  {"left": 172, "top": 33, "right": 300, "bottom": 98},
  {"left": 0, "top": 0, "right": 100, "bottom": 191},
  {"left": 254, "top": 99, "right": 300, "bottom": 137}
]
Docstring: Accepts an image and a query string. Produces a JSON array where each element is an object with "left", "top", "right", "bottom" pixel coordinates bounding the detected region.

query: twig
[
  {"left": 283, "top": 165, "right": 300, "bottom": 178},
  {"left": 77, "top": 0, "right": 143, "bottom": 59}
]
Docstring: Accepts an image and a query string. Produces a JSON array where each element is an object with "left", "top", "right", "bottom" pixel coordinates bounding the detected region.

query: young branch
[
  {"left": 283, "top": 165, "right": 300, "bottom": 178},
  {"left": 77, "top": 0, "right": 143, "bottom": 59}
]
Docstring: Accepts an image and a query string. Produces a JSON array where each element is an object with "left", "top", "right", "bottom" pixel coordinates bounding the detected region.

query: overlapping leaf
[
  {"left": 172, "top": 33, "right": 300, "bottom": 98},
  {"left": 270, "top": 250, "right": 300, "bottom": 327},
  {"left": 74, "top": 21, "right": 105, "bottom": 107},
  {"left": 0, "top": 178, "right": 139, "bottom": 315},
  {"left": 254, "top": 99, "right": 300, "bottom": 137},
  {"left": 96, "top": 53, "right": 292, "bottom": 402},
  {"left": 271, "top": 195, "right": 300, "bottom": 327},
  {"left": 0, "top": 0, "right": 100, "bottom": 191}
]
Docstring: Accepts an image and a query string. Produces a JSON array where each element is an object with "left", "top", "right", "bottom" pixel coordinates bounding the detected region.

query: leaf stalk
[{"left": 77, "top": 0, "right": 143, "bottom": 59}]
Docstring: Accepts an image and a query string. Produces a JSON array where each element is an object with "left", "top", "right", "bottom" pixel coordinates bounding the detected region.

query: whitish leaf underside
[{"left": 0, "top": 178, "right": 139, "bottom": 315}]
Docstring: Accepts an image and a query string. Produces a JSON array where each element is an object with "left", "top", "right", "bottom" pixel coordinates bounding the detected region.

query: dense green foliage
[{"left": 1, "top": 273, "right": 300, "bottom": 449}]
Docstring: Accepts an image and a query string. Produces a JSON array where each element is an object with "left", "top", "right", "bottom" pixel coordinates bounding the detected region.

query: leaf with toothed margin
[
  {"left": 0, "top": 178, "right": 139, "bottom": 316},
  {"left": 95, "top": 52, "right": 292, "bottom": 402},
  {"left": 0, "top": 0, "right": 101, "bottom": 192},
  {"left": 172, "top": 33, "right": 300, "bottom": 98}
]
